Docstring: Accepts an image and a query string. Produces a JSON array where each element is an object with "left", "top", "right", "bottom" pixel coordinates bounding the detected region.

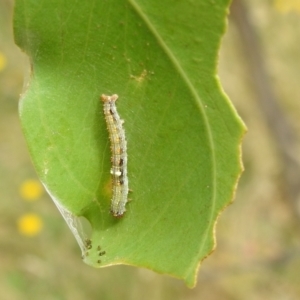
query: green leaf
[{"left": 14, "top": 0, "right": 246, "bottom": 287}]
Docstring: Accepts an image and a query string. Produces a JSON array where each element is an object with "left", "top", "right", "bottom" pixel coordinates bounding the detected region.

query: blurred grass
[{"left": 1, "top": 0, "right": 300, "bottom": 299}]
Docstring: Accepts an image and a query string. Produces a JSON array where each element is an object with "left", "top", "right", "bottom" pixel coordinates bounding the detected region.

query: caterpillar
[{"left": 101, "top": 94, "right": 129, "bottom": 217}]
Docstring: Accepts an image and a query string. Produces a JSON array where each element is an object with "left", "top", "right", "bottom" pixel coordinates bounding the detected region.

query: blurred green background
[{"left": 1, "top": 0, "right": 300, "bottom": 299}]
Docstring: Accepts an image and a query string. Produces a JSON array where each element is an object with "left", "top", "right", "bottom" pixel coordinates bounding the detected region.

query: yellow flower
[
  {"left": 0, "top": 52, "right": 7, "bottom": 71},
  {"left": 20, "top": 179, "right": 44, "bottom": 201},
  {"left": 274, "top": 0, "right": 300, "bottom": 13},
  {"left": 17, "top": 213, "right": 43, "bottom": 236}
]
